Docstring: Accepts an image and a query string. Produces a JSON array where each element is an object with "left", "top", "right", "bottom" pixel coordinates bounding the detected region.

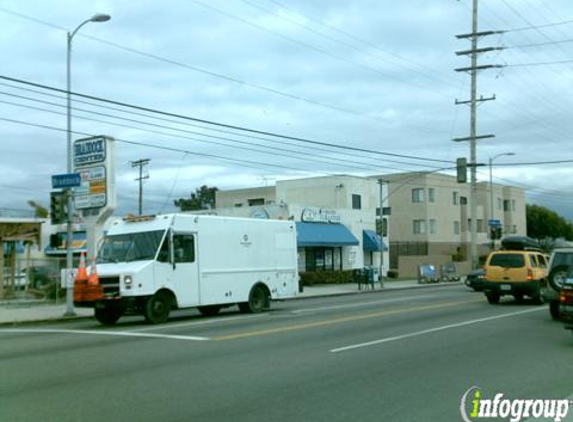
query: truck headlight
[{"left": 124, "top": 275, "right": 133, "bottom": 289}]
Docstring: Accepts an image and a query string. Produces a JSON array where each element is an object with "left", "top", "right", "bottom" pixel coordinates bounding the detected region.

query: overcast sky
[{"left": 1, "top": 0, "right": 573, "bottom": 219}]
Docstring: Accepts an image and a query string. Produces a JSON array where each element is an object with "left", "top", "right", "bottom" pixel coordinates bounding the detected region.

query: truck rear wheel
[
  {"left": 239, "top": 284, "right": 269, "bottom": 313},
  {"left": 94, "top": 307, "right": 123, "bottom": 326},
  {"left": 144, "top": 292, "right": 172, "bottom": 324}
]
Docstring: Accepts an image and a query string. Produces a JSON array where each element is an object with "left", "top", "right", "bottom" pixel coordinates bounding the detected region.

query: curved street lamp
[{"left": 65, "top": 14, "right": 111, "bottom": 316}]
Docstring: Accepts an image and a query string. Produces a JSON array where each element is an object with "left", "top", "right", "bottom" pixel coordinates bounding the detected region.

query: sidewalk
[{"left": 0, "top": 279, "right": 464, "bottom": 325}]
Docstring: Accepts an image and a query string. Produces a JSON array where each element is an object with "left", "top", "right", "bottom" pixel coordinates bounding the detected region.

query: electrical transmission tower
[
  {"left": 453, "top": 0, "right": 504, "bottom": 270},
  {"left": 131, "top": 158, "right": 150, "bottom": 215}
]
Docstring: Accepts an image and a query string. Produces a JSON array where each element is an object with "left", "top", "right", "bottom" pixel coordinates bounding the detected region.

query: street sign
[
  {"left": 51, "top": 173, "right": 81, "bottom": 189},
  {"left": 488, "top": 219, "right": 502, "bottom": 227}
]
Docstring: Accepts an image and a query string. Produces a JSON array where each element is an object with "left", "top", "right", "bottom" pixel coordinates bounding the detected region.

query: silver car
[{"left": 542, "top": 248, "right": 573, "bottom": 319}]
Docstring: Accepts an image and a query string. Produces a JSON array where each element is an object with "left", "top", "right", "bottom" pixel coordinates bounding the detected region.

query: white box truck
[{"left": 74, "top": 214, "right": 299, "bottom": 325}]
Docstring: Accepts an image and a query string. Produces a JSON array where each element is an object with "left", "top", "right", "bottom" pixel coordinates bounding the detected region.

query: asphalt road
[{"left": 1, "top": 285, "right": 573, "bottom": 422}]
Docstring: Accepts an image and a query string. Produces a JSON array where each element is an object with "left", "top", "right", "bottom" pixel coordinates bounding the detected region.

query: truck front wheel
[
  {"left": 144, "top": 292, "right": 172, "bottom": 324},
  {"left": 94, "top": 307, "right": 123, "bottom": 326}
]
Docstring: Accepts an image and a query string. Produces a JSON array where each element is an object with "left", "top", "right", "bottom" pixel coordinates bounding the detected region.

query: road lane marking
[
  {"left": 131, "top": 314, "right": 267, "bottom": 332},
  {"left": 330, "top": 307, "right": 545, "bottom": 353},
  {"left": 291, "top": 295, "right": 439, "bottom": 314},
  {"left": 211, "top": 299, "right": 482, "bottom": 341},
  {"left": 0, "top": 328, "right": 209, "bottom": 341}
]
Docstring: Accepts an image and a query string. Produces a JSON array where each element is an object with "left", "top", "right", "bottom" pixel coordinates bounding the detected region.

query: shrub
[{"left": 300, "top": 270, "right": 355, "bottom": 286}]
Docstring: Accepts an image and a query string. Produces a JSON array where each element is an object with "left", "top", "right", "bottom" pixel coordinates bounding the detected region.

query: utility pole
[
  {"left": 131, "top": 159, "right": 150, "bottom": 215},
  {"left": 453, "top": 0, "right": 504, "bottom": 270}
]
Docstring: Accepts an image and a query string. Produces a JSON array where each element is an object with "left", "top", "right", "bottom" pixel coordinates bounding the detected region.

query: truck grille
[{"left": 99, "top": 276, "right": 120, "bottom": 297}]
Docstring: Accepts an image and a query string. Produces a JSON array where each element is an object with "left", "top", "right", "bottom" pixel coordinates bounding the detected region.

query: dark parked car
[
  {"left": 465, "top": 269, "right": 486, "bottom": 291},
  {"left": 559, "top": 279, "right": 573, "bottom": 334}
]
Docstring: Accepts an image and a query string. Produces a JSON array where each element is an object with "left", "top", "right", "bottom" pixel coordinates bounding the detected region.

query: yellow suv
[{"left": 483, "top": 248, "right": 549, "bottom": 304}]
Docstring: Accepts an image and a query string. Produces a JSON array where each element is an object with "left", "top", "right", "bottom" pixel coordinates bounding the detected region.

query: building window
[
  {"left": 352, "top": 194, "right": 361, "bottom": 210},
  {"left": 412, "top": 188, "right": 425, "bottom": 203},
  {"left": 428, "top": 188, "right": 435, "bottom": 203},
  {"left": 248, "top": 198, "right": 265, "bottom": 206},
  {"left": 413, "top": 219, "right": 426, "bottom": 235},
  {"left": 503, "top": 200, "right": 510, "bottom": 212},
  {"left": 453, "top": 192, "right": 459, "bottom": 205},
  {"left": 234, "top": 203, "right": 243, "bottom": 208},
  {"left": 454, "top": 221, "right": 460, "bottom": 235},
  {"left": 511, "top": 200, "right": 516, "bottom": 211},
  {"left": 512, "top": 225, "right": 517, "bottom": 234},
  {"left": 382, "top": 218, "right": 388, "bottom": 237},
  {"left": 429, "top": 219, "right": 437, "bottom": 234},
  {"left": 498, "top": 198, "right": 502, "bottom": 210}
]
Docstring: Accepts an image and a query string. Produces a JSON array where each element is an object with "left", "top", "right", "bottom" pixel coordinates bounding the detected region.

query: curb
[
  {"left": 0, "top": 281, "right": 465, "bottom": 326},
  {"left": 286, "top": 280, "right": 464, "bottom": 301}
]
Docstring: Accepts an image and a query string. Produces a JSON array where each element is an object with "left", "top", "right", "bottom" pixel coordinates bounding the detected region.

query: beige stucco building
[{"left": 213, "top": 173, "right": 526, "bottom": 278}]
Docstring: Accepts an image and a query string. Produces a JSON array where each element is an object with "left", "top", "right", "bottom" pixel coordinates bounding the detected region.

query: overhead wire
[{"left": 0, "top": 75, "right": 454, "bottom": 165}]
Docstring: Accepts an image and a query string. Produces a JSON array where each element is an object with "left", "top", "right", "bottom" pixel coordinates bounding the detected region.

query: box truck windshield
[{"left": 98, "top": 229, "right": 165, "bottom": 263}]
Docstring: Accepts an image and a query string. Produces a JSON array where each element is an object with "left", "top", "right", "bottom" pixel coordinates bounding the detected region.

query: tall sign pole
[{"left": 74, "top": 136, "right": 116, "bottom": 261}]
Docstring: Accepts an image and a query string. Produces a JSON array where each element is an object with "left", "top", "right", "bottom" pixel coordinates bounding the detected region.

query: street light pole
[
  {"left": 65, "top": 13, "right": 111, "bottom": 317},
  {"left": 488, "top": 152, "right": 515, "bottom": 250}
]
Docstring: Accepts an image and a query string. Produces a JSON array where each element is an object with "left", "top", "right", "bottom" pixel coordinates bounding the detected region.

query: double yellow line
[{"left": 212, "top": 298, "right": 482, "bottom": 341}]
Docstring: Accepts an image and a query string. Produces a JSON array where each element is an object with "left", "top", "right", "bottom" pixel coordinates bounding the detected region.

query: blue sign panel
[
  {"left": 488, "top": 219, "right": 502, "bottom": 227},
  {"left": 51, "top": 173, "right": 81, "bottom": 189}
]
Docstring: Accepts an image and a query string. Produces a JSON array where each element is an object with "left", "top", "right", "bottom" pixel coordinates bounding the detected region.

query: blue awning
[
  {"left": 363, "top": 230, "right": 388, "bottom": 252},
  {"left": 296, "top": 222, "right": 359, "bottom": 247}
]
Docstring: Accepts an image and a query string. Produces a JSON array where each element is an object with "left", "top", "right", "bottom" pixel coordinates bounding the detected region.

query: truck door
[{"left": 155, "top": 231, "right": 199, "bottom": 307}]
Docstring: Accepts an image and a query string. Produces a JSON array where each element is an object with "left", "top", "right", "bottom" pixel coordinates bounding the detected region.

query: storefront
[{"left": 295, "top": 221, "right": 359, "bottom": 272}]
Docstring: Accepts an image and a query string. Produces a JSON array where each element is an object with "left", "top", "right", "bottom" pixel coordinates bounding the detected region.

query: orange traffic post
[
  {"left": 73, "top": 252, "right": 88, "bottom": 302},
  {"left": 88, "top": 256, "right": 99, "bottom": 285}
]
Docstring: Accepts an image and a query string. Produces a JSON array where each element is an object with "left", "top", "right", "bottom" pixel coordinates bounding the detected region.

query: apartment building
[{"left": 378, "top": 172, "right": 526, "bottom": 276}]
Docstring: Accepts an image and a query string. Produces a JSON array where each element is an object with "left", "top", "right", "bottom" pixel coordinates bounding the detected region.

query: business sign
[
  {"left": 74, "top": 136, "right": 106, "bottom": 167},
  {"left": 74, "top": 166, "right": 107, "bottom": 210},
  {"left": 51, "top": 173, "right": 81, "bottom": 189},
  {"left": 488, "top": 219, "right": 502, "bottom": 227},
  {"left": 301, "top": 207, "right": 341, "bottom": 224}
]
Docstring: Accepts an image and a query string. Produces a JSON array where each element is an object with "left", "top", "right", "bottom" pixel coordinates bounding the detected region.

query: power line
[
  {"left": 0, "top": 75, "right": 453, "bottom": 165},
  {"left": 0, "top": 88, "right": 445, "bottom": 172},
  {"left": 503, "top": 18, "right": 573, "bottom": 33}
]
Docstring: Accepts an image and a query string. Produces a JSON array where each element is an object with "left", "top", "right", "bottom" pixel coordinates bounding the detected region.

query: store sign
[
  {"left": 74, "top": 166, "right": 107, "bottom": 209},
  {"left": 74, "top": 136, "right": 106, "bottom": 167},
  {"left": 301, "top": 207, "right": 341, "bottom": 224}
]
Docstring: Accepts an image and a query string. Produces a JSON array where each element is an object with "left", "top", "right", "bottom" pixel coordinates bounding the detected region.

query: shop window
[
  {"left": 412, "top": 188, "right": 425, "bottom": 203},
  {"left": 305, "top": 247, "right": 340, "bottom": 271},
  {"left": 352, "top": 194, "right": 361, "bottom": 210}
]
